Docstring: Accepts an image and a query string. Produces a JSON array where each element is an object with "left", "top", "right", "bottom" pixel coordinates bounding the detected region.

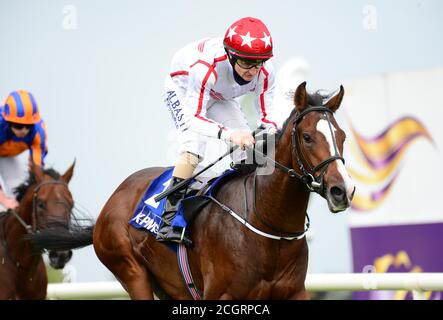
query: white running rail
[{"left": 46, "top": 273, "right": 443, "bottom": 300}]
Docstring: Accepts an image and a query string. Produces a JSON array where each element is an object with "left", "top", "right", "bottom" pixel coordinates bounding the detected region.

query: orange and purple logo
[{"left": 347, "top": 116, "right": 434, "bottom": 211}]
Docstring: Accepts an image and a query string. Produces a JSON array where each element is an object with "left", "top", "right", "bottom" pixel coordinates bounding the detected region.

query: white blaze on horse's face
[{"left": 316, "top": 118, "right": 355, "bottom": 212}]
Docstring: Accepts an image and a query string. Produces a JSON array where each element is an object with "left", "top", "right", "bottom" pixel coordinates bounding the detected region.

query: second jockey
[
  {"left": 157, "top": 17, "right": 281, "bottom": 246},
  {"left": 0, "top": 90, "right": 48, "bottom": 211}
]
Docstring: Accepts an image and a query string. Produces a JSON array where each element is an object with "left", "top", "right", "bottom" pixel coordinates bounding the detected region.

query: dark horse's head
[
  {"left": 15, "top": 161, "right": 77, "bottom": 269},
  {"left": 282, "top": 82, "right": 355, "bottom": 212}
]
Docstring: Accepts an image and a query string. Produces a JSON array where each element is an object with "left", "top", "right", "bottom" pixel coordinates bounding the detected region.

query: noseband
[{"left": 259, "top": 106, "right": 345, "bottom": 196}]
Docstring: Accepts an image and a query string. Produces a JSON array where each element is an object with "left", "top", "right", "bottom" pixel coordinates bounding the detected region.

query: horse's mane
[
  {"left": 14, "top": 168, "right": 61, "bottom": 202},
  {"left": 275, "top": 90, "right": 334, "bottom": 144}
]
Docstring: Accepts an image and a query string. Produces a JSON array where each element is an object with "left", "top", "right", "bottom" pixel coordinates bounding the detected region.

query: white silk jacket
[{"left": 168, "top": 37, "right": 279, "bottom": 139}]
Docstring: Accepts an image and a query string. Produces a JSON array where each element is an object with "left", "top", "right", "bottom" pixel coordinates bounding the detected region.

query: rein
[
  {"left": 210, "top": 106, "right": 343, "bottom": 240},
  {"left": 178, "top": 106, "right": 344, "bottom": 241},
  {"left": 254, "top": 106, "right": 345, "bottom": 196},
  {"left": 208, "top": 170, "right": 310, "bottom": 242},
  {"left": 209, "top": 192, "right": 309, "bottom": 241}
]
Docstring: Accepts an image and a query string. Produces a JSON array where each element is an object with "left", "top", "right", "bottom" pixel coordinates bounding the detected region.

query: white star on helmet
[
  {"left": 260, "top": 32, "right": 272, "bottom": 48},
  {"left": 226, "top": 26, "right": 237, "bottom": 41},
  {"left": 240, "top": 31, "right": 256, "bottom": 48}
]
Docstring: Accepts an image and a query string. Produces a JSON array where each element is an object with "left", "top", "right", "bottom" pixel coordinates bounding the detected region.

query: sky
[{"left": 1, "top": 0, "right": 442, "bottom": 282}]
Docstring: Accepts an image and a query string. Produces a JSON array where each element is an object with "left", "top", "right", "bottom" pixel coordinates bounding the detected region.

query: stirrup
[
  {"left": 156, "top": 226, "right": 193, "bottom": 247},
  {"left": 179, "top": 229, "right": 193, "bottom": 248}
]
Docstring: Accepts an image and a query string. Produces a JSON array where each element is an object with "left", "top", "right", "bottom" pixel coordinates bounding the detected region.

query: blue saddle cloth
[{"left": 129, "top": 167, "right": 237, "bottom": 237}]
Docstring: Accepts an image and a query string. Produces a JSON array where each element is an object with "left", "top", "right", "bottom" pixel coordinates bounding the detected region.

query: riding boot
[{"left": 156, "top": 177, "right": 193, "bottom": 247}]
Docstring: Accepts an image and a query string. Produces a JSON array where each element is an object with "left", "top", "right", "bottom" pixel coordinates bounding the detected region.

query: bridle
[
  {"left": 8, "top": 180, "right": 71, "bottom": 235},
  {"left": 213, "top": 106, "right": 346, "bottom": 240},
  {"left": 31, "top": 180, "right": 72, "bottom": 233},
  {"left": 0, "top": 179, "right": 72, "bottom": 268},
  {"left": 248, "top": 106, "right": 345, "bottom": 238},
  {"left": 258, "top": 106, "right": 345, "bottom": 197}
]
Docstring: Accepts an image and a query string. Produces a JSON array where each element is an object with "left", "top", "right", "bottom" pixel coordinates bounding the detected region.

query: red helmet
[{"left": 223, "top": 17, "right": 273, "bottom": 59}]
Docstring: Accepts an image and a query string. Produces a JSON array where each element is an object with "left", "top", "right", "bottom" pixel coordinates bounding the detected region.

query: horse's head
[
  {"left": 29, "top": 162, "right": 75, "bottom": 229},
  {"left": 287, "top": 82, "right": 355, "bottom": 212},
  {"left": 21, "top": 161, "right": 76, "bottom": 268}
]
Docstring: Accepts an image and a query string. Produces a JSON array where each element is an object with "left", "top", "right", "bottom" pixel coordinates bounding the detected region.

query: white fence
[{"left": 46, "top": 273, "right": 443, "bottom": 300}]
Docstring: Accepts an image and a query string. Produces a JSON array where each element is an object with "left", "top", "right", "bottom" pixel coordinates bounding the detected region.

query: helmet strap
[{"left": 225, "top": 48, "right": 237, "bottom": 67}]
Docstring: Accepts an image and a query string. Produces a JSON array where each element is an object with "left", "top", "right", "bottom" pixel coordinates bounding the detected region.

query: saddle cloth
[{"left": 128, "top": 166, "right": 238, "bottom": 236}]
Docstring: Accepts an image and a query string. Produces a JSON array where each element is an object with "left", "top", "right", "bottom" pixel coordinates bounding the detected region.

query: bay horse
[
  {"left": 92, "top": 82, "right": 355, "bottom": 299},
  {"left": 37, "top": 82, "right": 355, "bottom": 299},
  {"left": 0, "top": 162, "right": 78, "bottom": 299}
]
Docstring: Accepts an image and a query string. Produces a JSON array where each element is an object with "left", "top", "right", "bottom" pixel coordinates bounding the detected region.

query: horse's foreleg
[
  {"left": 17, "top": 262, "right": 47, "bottom": 300},
  {"left": 112, "top": 258, "right": 154, "bottom": 300},
  {"left": 94, "top": 232, "right": 154, "bottom": 299},
  {"left": 201, "top": 275, "right": 231, "bottom": 300}
]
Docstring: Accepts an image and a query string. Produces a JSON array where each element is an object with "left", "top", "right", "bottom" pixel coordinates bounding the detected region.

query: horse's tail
[{"left": 25, "top": 222, "right": 94, "bottom": 251}]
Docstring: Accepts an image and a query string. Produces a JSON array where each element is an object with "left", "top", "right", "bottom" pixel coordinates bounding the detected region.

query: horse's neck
[
  {"left": 253, "top": 134, "right": 310, "bottom": 233},
  {"left": 3, "top": 196, "right": 37, "bottom": 265}
]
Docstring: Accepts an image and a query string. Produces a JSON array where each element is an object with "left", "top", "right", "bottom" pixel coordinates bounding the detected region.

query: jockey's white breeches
[{"left": 0, "top": 153, "right": 28, "bottom": 210}]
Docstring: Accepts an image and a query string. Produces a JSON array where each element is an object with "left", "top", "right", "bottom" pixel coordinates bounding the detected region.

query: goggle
[
  {"left": 8, "top": 122, "right": 34, "bottom": 130},
  {"left": 236, "top": 58, "right": 265, "bottom": 70}
]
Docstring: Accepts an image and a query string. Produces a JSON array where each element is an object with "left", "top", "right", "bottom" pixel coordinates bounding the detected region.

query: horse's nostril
[{"left": 330, "top": 186, "right": 345, "bottom": 202}]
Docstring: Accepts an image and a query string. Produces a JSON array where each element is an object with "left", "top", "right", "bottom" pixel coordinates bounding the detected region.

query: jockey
[
  {"left": 0, "top": 90, "right": 48, "bottom": 211},
  {"left": 157, "top": 17, "right": 280, "bottom": 246}
]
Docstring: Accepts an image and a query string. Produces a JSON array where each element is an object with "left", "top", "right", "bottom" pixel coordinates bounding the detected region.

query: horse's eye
[
  {"left": 37, "top": 200, "right": 46, "bottom": 210},
  {"left": 303, "top": 133, "right": 312, "bottom": 144}
]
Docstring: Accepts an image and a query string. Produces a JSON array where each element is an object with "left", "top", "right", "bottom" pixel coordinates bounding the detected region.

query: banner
[{"left": 343, "top": 68, "right": 443, "bottom": 299}]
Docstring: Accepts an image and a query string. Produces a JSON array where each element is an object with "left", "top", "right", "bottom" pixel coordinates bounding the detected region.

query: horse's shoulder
[
  {"left": 113, "top": 167, "right": 169, "bottom": 194},
  {"left": 211, "top": 172, "right": 249, "bottom": 196},
  {"left": 133, "top": 167, "right": 169, "bottom": 179},
  {"left": 191, "top": 172, "right": 247, "bottom": 226},
  {"left": 124, "top": 167, "right": 168, "bottom": 183}
]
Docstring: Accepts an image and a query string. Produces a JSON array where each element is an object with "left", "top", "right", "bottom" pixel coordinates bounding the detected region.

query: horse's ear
[
  {"left": 294, "top": 81, "right": 309, "bottom": 112},
  {"left": 30, "top": 161, "right": 44, "bottom": 182},
  {"left": 62, "top": 159, "right": 76, "bottom": 184},
  {"left": 325, "top": 85, "right": 345, "bottom": 112}
]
